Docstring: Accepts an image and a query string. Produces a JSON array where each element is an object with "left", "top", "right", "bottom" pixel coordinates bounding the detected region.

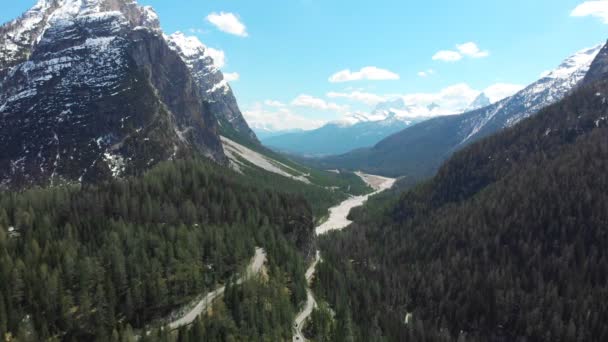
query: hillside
[{"left": 311, "top": 59, "right": 608, "bottom": 341}]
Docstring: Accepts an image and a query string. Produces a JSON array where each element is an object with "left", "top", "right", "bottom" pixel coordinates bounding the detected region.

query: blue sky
[{"left": 2, "top": 0, "right": 608, "bottom": 131}]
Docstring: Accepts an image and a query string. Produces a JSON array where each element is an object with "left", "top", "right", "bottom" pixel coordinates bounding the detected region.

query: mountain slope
[
  {"left": 318, "top": 44, "right": 603, "bottom": 179},
  {"left": 165, "top": 32, "right": 259, "bottom": 144},
  {"left": 0, "top": 0, "right": 256, "bottom": 190},
  {"left": 314, "top": 54, "right": 608, "bottom": 342}
]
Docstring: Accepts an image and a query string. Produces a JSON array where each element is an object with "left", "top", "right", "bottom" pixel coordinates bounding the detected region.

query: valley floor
[
  {"left": 315, "top": 172, "right": 395, "bottom": 235},
  {"left": 294, "top": 172, "right": 395, "bottom": 341}
]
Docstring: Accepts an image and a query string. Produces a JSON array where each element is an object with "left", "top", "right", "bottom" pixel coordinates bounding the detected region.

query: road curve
[
  {"left": 167, "top": 247, "right": 267, "bottom": 330},
  {"left": 293, "top": 173, "right": 395, "bottom": 341},
  {"left": 293, "top": 251, "right": 320, "bottom": 342}
]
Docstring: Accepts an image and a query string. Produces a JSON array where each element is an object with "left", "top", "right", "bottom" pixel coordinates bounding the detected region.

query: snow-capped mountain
[
  {"left": 261, "top": 94, "right": 490, "bottom": 157},
  {"left": 0, "top": 0, "right": 230, "bottom": 189},
  {"left": 458, "top": 44, "right": 602, "bottom": 144},
  {"left": 318, "top": 43, "right": 605, "bottom": 178},
  {"left": 464, "top": 92, "right": 490, "bottom": 112},
  {"left": 166, "top": 32, "right": 258, "bottom": 143}
]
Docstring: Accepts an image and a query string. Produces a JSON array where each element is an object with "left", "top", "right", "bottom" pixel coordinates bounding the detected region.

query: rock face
[
  {"left": 318, "top": 44, "right": 604, "bottom": 178},
  {"left": 166, "top": 32, "right": 259, "bottom": 143},
  {"left": 0, "top": 0, "right": 226, "bottom": 189}
]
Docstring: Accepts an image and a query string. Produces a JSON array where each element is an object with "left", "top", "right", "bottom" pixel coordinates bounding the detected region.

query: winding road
[
  {"left": 167, "top": 248, "right": 267, "bottom": 330},
  {"left": 293, "top": 173, "right": 395, "bottom": 341}
]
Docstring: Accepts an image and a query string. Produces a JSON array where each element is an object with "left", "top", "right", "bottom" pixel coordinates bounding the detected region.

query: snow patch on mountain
[{"left": 458, "top": 44, "right": 603, "bottom": 145}]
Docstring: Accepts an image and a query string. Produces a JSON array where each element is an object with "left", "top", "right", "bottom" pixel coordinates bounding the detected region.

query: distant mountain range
[
  {"left": 315, "top": 43, "right": 603, "bottom": 179},
  {"left": 261, "top": 97, "right": 482, "bottom": 156}
]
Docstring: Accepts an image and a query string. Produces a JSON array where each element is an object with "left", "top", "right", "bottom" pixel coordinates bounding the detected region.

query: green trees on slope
[
  {"left": 313, "top": 80, "right": 608, "bottom": 341},
  {"left": 0, "top": 158, "right": 313, "bottom": 340}
]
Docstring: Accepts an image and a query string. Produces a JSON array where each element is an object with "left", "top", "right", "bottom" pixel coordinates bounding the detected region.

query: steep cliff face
[
  {"left": 0, "top": 0, "right": 225, "bottom": 189},
  {"left": 166, "top": 32, "right": 259, "bottom": 143}
]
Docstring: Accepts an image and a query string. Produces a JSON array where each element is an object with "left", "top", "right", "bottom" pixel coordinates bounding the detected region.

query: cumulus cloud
[
  {"left": 432, "top": 50, "right": 463, "bottom": 62},
  {"left": 571, "top": 1, "right": 608, "bottom": 23},
  {"left": 223, "top": 72, "right": 240, "bottom": 82},
  {"left": 244, "top": 103, "right": 325, "bottom": 131},
  {"left": 264, "top": 100, "right": 286, "bottom": 107},
  {"left": 401, "top": 83, "right": 480, "bottom": 115},
  {"left": 206, "top": 12, "right": 248, "bottom": 37},
  {"left": 291, "top": 94, "right": 348, "bottom": 112},
  {"left": 417, "top": 69, "right": 436, "bottom": 77},
  {"left": 326, "top": 91, "right": 388, "bottom": 105},
  {"left": 457, "top": 42, "right": 490, "bottom": 58},
  {"left": 483, "top": 83, "right": 524, "bottom": 103},
  {"left": 433, "top": 42, "right": 489, "bottom": 62},
  {"left": 206, "top": 47, "right": 226, "bottom": 69},
  {"left": 328, "top": 66, "right": 400, "bottom": 83}
]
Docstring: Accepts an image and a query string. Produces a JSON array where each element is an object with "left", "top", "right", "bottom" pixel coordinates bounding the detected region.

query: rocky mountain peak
[
  {"left": 0, "top": 0, "right": 226, "bottom": 189},
  {"left": 465, "top": 92, "right": 491, "bottom": 112}
]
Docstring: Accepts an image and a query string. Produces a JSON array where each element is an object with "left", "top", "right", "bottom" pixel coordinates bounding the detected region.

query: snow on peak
[
  {"left": 542, "top": 44, "right": 602, "bottom": 80},
  {"left": 465, "top": 92, "right": 491, "bottom": 111},
  {"left": 166, "top": 31, "right": 207, "bottom": 58}
]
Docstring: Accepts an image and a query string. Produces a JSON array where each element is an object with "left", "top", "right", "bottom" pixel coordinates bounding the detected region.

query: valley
[
  {"left": 1, "top": 1, "right": 607, "bottom": 341},
  {"left": 294, "top": 172, "right": 396, "bottom": 341}
]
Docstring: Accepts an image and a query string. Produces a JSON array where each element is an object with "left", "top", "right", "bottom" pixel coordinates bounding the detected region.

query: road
[
  {"left": 294, "top": 172, "right": 395, "bottom": 341},
  {"left": 293, "top": 251, "right": 320, "bottom": 342},
  {"left": 167, "top": 248, "right": 267, "bottom": 330}
]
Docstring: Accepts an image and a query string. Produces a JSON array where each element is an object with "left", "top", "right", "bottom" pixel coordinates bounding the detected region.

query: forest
[
  {"left": 312, "top": 78, "right": 608, "bottom": 341},
  {"left": 0, "top": 157, "right": 342, "bottom": 340}
]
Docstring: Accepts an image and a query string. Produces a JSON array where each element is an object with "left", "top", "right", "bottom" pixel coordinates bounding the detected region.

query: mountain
[
  {"left": 317, "top": 43, "right": 603, "bottom": 178},
  {"left": 464, "top": 92, "right": 490, "bottom": 111},
  {"left": 0, "top": 0, "right": 255, "bottom": 189},
  {"left": 313, "top": 50, "right": 608, "bottom": 341},
  {"left": 253, "top": 127, "right": 305, "bottom": 140},
  {"left": 261, "top": 98, "right": 448, "bottom": 157},
  {"left": 165, "top": 32, "right": 258, "bottom": 143}
]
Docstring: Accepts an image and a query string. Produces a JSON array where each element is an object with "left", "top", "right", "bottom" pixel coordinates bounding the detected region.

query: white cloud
[
  {"left": 264, "top": 100, "right": 286, "bottom": 107},
  {"left": 206, "top": 12, "right": 248, "bottom": 37},
  {"left": 433, "top": 42, "right": 489, "bottom": 62},
  {"left": 328, "top": 66, "right": 400, "bottom": 83},
  {"left": 291, "top": 94, "right": 348, "bottom": 112},
  {"left": 483, "top": 83, "right": 524, "bottom": 103},
  {"left": 457, "top": 42, "right": 490, "bottom": 58},
  {"left": 224, "top": 72, "right": 240, "bottom": 82},
  {"left": 244, "top": 103, "right": 325, "bottom": 131},
  {"left": 571, "top": 1, "right": 608, "bottom": 23},
  {"left": 326, "top": 91, "right": 388, "bottom": 105},
  {"left": 329, "top": 84, "right": 482, "bottom": 116},
  {"left": 400, "top": 83, "right": 480, "bottom": 115},
  {"left": 417, "top": 69, "right": 436, "bottom": 77},
  {"left": 189, "top": 28, "right": 206, "bottom": 34},
  {"left": 206, "top": 47, "right": 226, "bottom": 68},
  {"left": 432, "top": 50, "right": 463, "bottom": 62}
]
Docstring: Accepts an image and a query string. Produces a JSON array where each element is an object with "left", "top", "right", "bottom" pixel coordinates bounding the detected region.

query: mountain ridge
[{"left": 315, "top": 43, "right": 604, "bottom": 178}]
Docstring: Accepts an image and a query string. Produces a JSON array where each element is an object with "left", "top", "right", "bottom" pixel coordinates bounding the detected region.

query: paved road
[{"left": 167, "top": 248, "right": 267, "bottom": 330}]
